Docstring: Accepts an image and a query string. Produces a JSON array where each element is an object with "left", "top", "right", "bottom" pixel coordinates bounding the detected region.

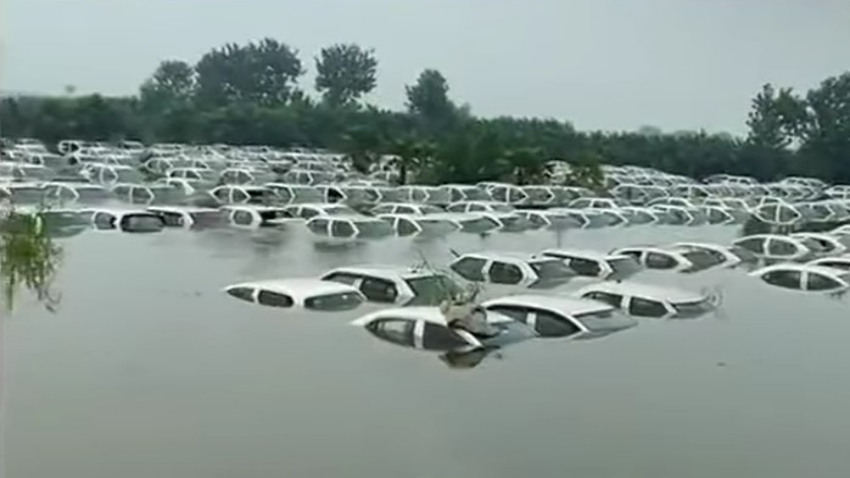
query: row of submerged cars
[{"left": 221, "top": 225, "right": 850, "bottom": 368}]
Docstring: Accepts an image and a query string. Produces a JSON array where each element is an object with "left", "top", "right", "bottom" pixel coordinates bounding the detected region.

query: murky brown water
[{"left": 5, "top": 225, "right": 850, "bottom": 477}]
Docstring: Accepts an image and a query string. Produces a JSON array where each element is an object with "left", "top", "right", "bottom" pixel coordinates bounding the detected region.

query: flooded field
[{"left": 6, "top": 225, "right": 850, "bottom": 478}]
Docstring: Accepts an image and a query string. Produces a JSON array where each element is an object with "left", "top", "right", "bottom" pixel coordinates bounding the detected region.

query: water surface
[{"left": 6, "top": 225, "right": 850, "bottom": 477}]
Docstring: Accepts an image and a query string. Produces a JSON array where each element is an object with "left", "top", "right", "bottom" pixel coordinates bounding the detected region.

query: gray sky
[{"left": 1, "top": 0, "right": 848, "bottom": 133}]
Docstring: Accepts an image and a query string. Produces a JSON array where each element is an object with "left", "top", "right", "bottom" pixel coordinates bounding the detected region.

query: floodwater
[{"left": 5, "top": 225, "right": 850, "bottom": 477}]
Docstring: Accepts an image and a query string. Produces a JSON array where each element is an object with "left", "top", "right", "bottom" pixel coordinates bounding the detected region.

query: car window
[
  {"left": 421, "top": 322, "right": 470, "bottom": 351},
  {"left": 359, "top": 277, "right": 398, "bottom": 303},
  {"left": 450, "top": 257, "right": 487, "bottom": 282},
  {"left": 231, "top": 188, "right": 249, "bottom": 203},
  {"left": 582, "top": 291, "right": 624, "bottom": 308},
  {"left": 93, "top": 212, "right": 116, "bottom": 230},
  {"left": 396, "top": 218, "right": 420, "bottom": 236},
  {"left": 322, "top": 272, "right": 361, "bottom": 286},
  {"left": 226, "top": 287, "right": 255, "bottom": 302},
  {"left": 806, "top": 272, "right": 841, "bottom": 291},
  {"left": 307, "top": 218, "right": 329, "bottom": 235},
  {"left": 736, "top": 237, "right": 766, "bottom": 254},
  {"left": 213, "top": 188, "right": 230, "bottom": 202},
  {"left": 330, "top": 220, "right": 356, "bottom": 238},
  {"left": 645, "top": 252, "right": 678, "bottom": 269},
  {"left": 488, "top": 261, "right": 524, "bottom": 285},
  {"left": 768, "top": 238, "right": 798, "bottom": 256},
  {"left": 367, "top": 319, "right": 415, "bottom": 347},
  {"left": 232, "top": 210, "right": 254, "bottom": 226},
  {"left": 762, "top": 269, "right": 802, "bottom": 289},
  {"left": 563, "top": 257, "right": 602, "bottom": 277},
  {"left": 534, "top": 309, "right": 582, "bottom": 338},
  {"left": 628, "top": 297, "right": 669, "bottom": 318},
  {"left": 157, "top": 211, "right": 185, "bottom": 227},
  {"left": 130, "top": 187, "right": 153, "bottom": 204},
  {"left": 304, "top": 292, "right": 364, "bottom": 311},
  {"left": 256, "top": 290, "right": 294, "bottom": 308},
  {"left": 482, "top": 305, "right": 527, "bottom": 324}
]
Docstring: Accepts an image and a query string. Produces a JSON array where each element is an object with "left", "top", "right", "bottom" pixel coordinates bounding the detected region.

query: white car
[
  {"left": 320, "top": 265, "right": 464, "bottom": 306},
  {"left": 350, "top": 306, "right": 534, "bottom": 358},
  {"left": 371, "top": 202, "right": 445, "bottom": 216},
  {"left": 670, "top": 242, "right": 756, "bottom": 269},
  {"left": 539, "top": 248, "right": 641, "bottom": 280},
  {"left": 481, "top": 294, "right": 637, "bottom": 339},
  {"left": 732, "top": 234, "right": 822, "bottom": 261},
  {"left": 376, "top": 214, "right": 459, "bottom": 238},
  {"left": 790, "top": 232, "right": 850, "bottom": 256},
  {"left": 223, "top": 279, "right": 366, "bottom": 312},
  {"left": 808, "top": 255, "right": 850, "bottom": 271},
  {"left": 574, "top": 281, "right": 717, "bottom": 319},
  {"left": 82, "top": 208, "right": 165, "bottom": 233},
  {"left": 147, "top": 206, "right": 225, "bottom": 229},
  {"left": 306, "top": 215, "right": 394, "bottom": 239},
  {"left": 750, "top": 263, "right": 850, "bottom": 294},
  {"left": 449, "top": 252, "right": 574, "bottom": 289},
  {"left": 220, "top": 205, "right": 295, "bottom": 229},
  {"left": 281, "top": 203, "right": 360, "bottom": 220}
]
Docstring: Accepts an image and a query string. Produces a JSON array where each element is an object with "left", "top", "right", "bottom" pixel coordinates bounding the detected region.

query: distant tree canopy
[{"left": 1, "top": 37, "right": 849, "bottom": 184}]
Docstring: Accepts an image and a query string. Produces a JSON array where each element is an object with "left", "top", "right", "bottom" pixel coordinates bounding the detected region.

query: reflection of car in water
[
  {"left": 223, "top": 279, "right": 366, "bottom": 312},
  {"left": 321, "top": 266, "right": 464, "bottom": 306},
  {"left": 350, "top": 306, "right": 535, "bottom": 369}
]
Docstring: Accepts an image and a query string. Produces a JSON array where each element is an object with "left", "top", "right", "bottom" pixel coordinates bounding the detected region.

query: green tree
[
  {"left": 386, "top": 136, "right": 435, "bottom": 185},
  {"left": 791, "top": 73, "right": 850, "bottom": 181},
  {"left": 405, "top": 69, "right": 456, "bottom": 135},
  {"left": 503, "top": 147, "right": 548, "bottom": 185},
  {"left": 341, "top": 125, "right": 385, "bottom": 173},
  {"left": 195, "top": 38, "right": 303, "bottom": 108},
  {"left": 139, "top": 60, "right": 196, "bottom": 113},
  {"left": 314, "top": 44, "right": 378, "bottom": 108}
]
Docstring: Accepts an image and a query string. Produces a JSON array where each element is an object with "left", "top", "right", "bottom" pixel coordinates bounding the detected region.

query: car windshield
[
  {"left": 304, "top": 292, "right": 364, "bottom": 312},
  {"left": 800, "top": 238, "right": 828, "bottom": 253},
  {"left": 462, "top": 188, "right": 490, "bottom": 201},
  {"left": 292, "top": 187, "right": 323, "bottom": 203},
  {"left": 523, "top": 187, "right": 552, "bottom": 202},
  {"left": 189, "top": 210, "right": 226, "bottom": 228},
  {"left": 419, "top": 205, "right": 444, "bottom": 214},
  {"left": 354, "top": 220, "right": 393, "bottom": 238},
  {"left": 574, "top": 308, "right": 636, "bottom": 334},
  {"left": 404, "top": 274, "right": 464, "bottom": 306},
  {"left": 461, "top": 216, "right": 500, "bottom": 233},
  {"left": 195, "top": 170, "right": 219, "bottom": 182},
  {"left": 490, "top": 203, "right": 514, "bottom": 213}
]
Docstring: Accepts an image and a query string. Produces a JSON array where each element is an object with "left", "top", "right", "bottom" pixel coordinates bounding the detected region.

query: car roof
[
  {"left": 541, "top": 248, "right": 623, "bottom": 261},
  {"left": 225, "top": 278, "right": 361, "bottom": 299},
  {"left": 147, "top": 206, "right": 221, "bottom": 213},
  {"left": 350, "top": 305, "right": 515, "bottom": 327},
  {"left": 752, "top": 263, "right": 848, "bottom": 277},
  {"left": 322, "top": 265, "right": 442, "bottom": 281},
  {"left": 575, "top": 281, "right": 705, "bottom": 303},
  {"left": 482, "top": 294, "right": 613, "bottom": 317}
]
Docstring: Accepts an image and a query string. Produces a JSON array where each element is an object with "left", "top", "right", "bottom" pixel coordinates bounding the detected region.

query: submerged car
[
  {"left": 449, "top": 252, "right": 575, "bottom": 289},
  {"left": 83, "top": 208, "right": 165, "bottom": 233},
  {"left": 223, "top": 279, "right": 366, "bottom": 312},
  {"left": 481, "top": 295, "right": 637, "bottom": 339},
  {"left": 539, "top": 249, "right": 642, "bottom": 280},
  {"left": 750, "top": 263, "right": 850, "bottom": 295},
  {"left": 321, "top": 265, "right": 464, "bottom": 306},
  {"left": 306, "top": 215, "right": 394, "bottom": 240},
  {"left": 574, "top": 281, "right": 717, "bottom": 319}
]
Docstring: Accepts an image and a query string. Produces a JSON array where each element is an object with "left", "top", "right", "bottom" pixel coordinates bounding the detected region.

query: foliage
[
  {"left": 314, "top": 44, "right": 378, "bottom": 108},
  {"left": 1, "top": 37, "right": 849, "bottom": 185},
  {"left": 0, "top": 208, "right": 63, "bottom": 312}
]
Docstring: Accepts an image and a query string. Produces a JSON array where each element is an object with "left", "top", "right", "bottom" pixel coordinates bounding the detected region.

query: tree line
[{"left": 1, "top": 37, "right": 849, "bottom": 185}]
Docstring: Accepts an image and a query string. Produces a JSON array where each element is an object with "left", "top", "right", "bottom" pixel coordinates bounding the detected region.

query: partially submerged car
[
  {"left": 377, "top": 214, "right": 459, "bottom": 238},
  {"left": 305, "top": 215, "right": 394, "bottom": 240},
  {"left": 574, "top": 281, "right": 717, "bottom": 319},
  {"left": 82, "top": 208, "right": 166, "bottom": 233},
  {"left": 320, "top": 265, "right": 464, "bottom": 306},
  {"left": 147, "top": 206, "right": 226, "bottom": 229},
  {"left": 732, "top": 234, "right": 822, "bottom": 262},
  {"left": 539, "top": 249, "right": 642, "bottom": 280},
  {"left": 220, "top": 205, "right": 295, "bottom": 229},
  {"left": 789, "top": 232, "right": 850, "bottom": 256},
  {"left": 350, "top": 306, "right": 534, "bottom": 367},
  {"left": 750, "top": 263, "right": 850, "bottom": 295},
  {"left": 481, "top": 295, "right": 637, "bottom": 339},
  {"left": 223, "top": 279, "right": 366, "bottom": 312},
  {"left": 449, "top": 252, "right": 574, "bottom": 289}
]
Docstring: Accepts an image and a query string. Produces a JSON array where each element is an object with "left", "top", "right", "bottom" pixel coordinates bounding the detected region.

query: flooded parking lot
[{"left": 5, "top": 224, "right": 850, "bottom": 477}]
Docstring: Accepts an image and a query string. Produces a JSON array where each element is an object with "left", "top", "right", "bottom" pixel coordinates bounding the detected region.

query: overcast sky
[{"left": 1, "top": 0, "right": 847, "bottom": 133}]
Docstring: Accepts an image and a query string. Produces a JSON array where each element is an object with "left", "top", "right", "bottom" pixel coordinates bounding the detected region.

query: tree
[
  {"left": 314, "top": 44, "right": 378, "bottom": 108},
  {"left": 194, "top": 38, "right": 303, "bottom": 108},
  {"left": 405, "top": 69, "right": 456, "bottom": 135},
  {"left": 746, "top": 83, "right": 798, "bottom": 150},
  {"left": 792, "top": 73, "right": 850, "bottom": 181},
  {"left": 503, "top": 147, "right": 548, "bottom": 185},
  {"left": 139, "top": 60, "right": 196, "bottom": 112},
  {"left": 341, "top": 125, "right": 385, "bottom": 173},
  {"left": 386, "top": 136, "right": 435, "bottom": 185}
]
